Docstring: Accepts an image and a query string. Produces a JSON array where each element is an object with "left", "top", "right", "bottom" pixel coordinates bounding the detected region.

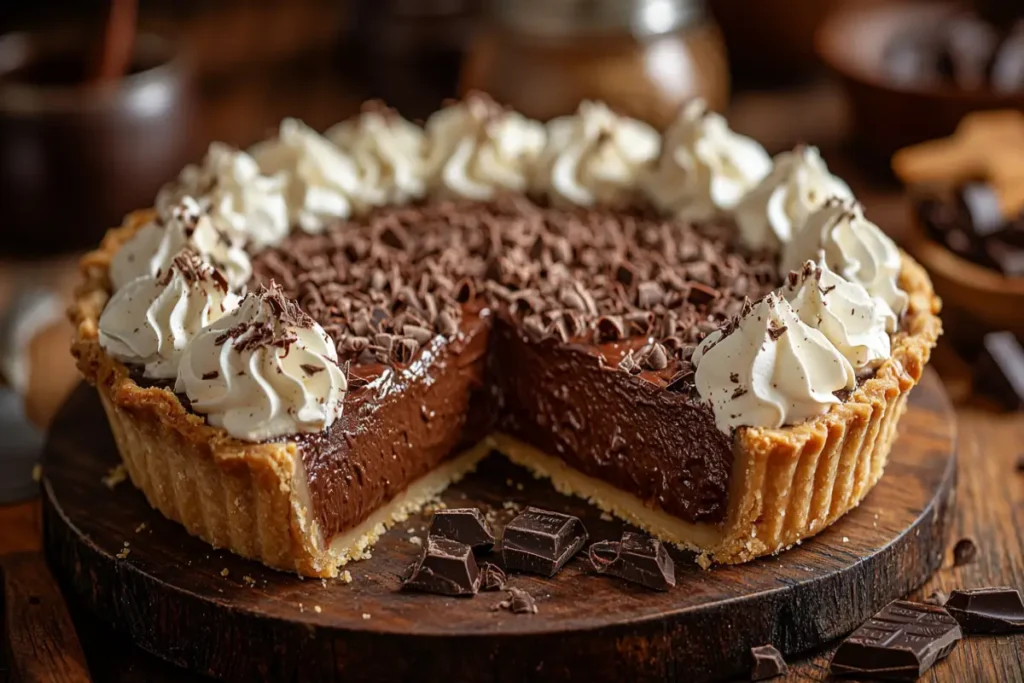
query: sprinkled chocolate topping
[
  {"left": 250, "top": 196, "right": 779, "bottom": 376},
  {"left": 159, "top": 249, "right": 229, "bottom": 292},
  {"left": 214, "top": 284, "right": 314, "bottom": 352}
]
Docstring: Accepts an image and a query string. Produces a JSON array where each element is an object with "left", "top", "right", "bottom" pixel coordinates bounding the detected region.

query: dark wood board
[{"left": 41, "top": 369, "right": 956, "bottom": 683}]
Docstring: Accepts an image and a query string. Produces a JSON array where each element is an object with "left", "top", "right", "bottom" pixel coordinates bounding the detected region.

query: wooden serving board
[{"left": 42, "top": 369, "right": 956, "bottom": 683}]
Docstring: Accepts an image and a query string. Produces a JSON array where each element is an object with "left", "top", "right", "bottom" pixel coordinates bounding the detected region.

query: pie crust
[{"left": 70, "top": 210, "right": 942, "bottom": 577}]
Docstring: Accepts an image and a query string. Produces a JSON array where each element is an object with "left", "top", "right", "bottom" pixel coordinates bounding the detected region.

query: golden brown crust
[{"left": 70, "top": 211, "right": 941, "bottom": 575}]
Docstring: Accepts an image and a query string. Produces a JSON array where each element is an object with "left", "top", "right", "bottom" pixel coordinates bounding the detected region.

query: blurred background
[{"left": 1, "top": 0, "right": 1023, "bottom": 500}]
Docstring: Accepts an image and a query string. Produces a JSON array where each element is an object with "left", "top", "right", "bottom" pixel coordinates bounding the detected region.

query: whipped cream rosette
[
  {"left": 326, "top": 104, "right": 428, "bottom": 205},
  {"left": 646, "top": 100, "right": 772, "bottom": 221},
  {"left": 693, "top": 291, "right": 856, "bottom": 433},
  {"left": 422, "top": 94, "right": 546, "bottom": 201},
  {"left": 109, "top": 197, "right": 252, "bottom": 293},
  {"left": 157, "top": 142, "right": 291, "bottom": 250},
  {"left": 735, "top": 146, "right": 853, "bottom": 251},
  {"left": 783, "top": 199, "right": 908, "bottom": 320},
  {"left": 784, "top": 256, "right": 896, "bottom": 370},
  {"left": 534, "top": 101, "right": 660, "bottom": 208},
  {"left": 175, "top": 285, "right": 348, "bottom": 441},
  {"left": 99, "top": 249, "right": 240, "bottom": 379}
]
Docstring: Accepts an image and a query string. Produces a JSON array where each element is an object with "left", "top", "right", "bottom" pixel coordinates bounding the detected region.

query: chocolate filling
[{"left": 248, "top": 197, "right": 780, "bottom": 543}]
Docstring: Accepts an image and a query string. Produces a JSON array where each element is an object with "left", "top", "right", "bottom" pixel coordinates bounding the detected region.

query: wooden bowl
[
  {"left": 905, "top": 211, "right": 1024, "bottom": 345},
  {"left": 816, "top": 1, "right": 1024, "bottom": 161}
]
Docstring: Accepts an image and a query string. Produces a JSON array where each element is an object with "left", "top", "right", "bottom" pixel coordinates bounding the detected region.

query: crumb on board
[
  {"left": 314, "top": 605, "right": 322, "bottom": 614},
  {"left": 102, "top": 464, "right": 127, "bottom": 490},
  {"left": 599, "top": 512, "right": 613, "bottom": 522},
  {"left": 409, "top": 536, "right": 423, "bottom": 546},
  {"left": 243, "top": 576, "right": 256, "bottom": 587},
  {"left": 135, "top": 522, "right": 147, "bottom": 533},
  {"left": 116, "top": 547, "right": 130, "bottom": 559},
  {"left": 31, "top": 464, "right": 42, "bottom": 482},
  {"left": 321, "top": 578, "right": 328, "bottom": 588},
  {"left": 340, "top": 570, "right": 353, "bottom": 584},
  {"left": 220, "top": 568, "right": 229, "bottom": 578},
  {"left": 362, "top": 613, "right": 371, "bottom": 620}
]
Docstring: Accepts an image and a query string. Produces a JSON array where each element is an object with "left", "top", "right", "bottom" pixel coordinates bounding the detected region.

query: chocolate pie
[{"left": 71, "top": 96, "right": 941, "bottom": 576}]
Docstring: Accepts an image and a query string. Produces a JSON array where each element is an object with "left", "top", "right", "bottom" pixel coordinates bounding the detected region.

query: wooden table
[{"left": 2, "top": 79, "right": 1023, "bottom": 682}]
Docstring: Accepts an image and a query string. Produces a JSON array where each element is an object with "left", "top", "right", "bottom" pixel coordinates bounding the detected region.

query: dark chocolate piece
[
  {"left": 588, "top": 532, "right": 676, "bottom": 591},
  {"left": 952, "top": 538, "right": 978, "bottom": 566},
  {"left": 429, "top": 508, "right": 495, "bottom": 552},
  {"left": 495, "top": 587, "right": 537, "bottom": 614},
  {"left": 750, "top": 644, "right": 788, "bottom": 681},
  {"left": 829, "top": 600, "right": 962, "bottom": 680},
  {"left": 480, "top": 563, "right": 506, "bottom": 591},
  {"left": 925, "top": 590, "right": 949, "bottom": 606},
  {"left": 502, "top": 507, "right": 588, "bottom": 577},
  {"left": 403, "top": 536, "right": 481, "bottom": 596},
  {"left": 975, "top": 332, "right": 1024, "bottom": 410},
  {"left": 960, "top": 183, "right": 1005, "bottom": 238},
  {"left": 944, "top": 587, "right": 1024, "bottom": 634}
]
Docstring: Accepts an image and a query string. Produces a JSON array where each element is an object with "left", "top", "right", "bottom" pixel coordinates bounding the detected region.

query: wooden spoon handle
[{"left": 2, "top": 552, "right": 91, "bottom": 683}]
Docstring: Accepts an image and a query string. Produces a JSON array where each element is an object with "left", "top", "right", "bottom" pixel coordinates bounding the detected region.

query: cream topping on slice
[
  {"left": 326, "top": 104, "right": 428, "bottom": 205},
  {"left": 157, "top": 142, "right": 291, "bottom": 250},
  {"left": 784, "top": 255, "right": 896, "bottom": 370},
  {"left": 735, "top": 146, "right": 853, "bottom": 251},
  {"left": 100, "top": 249, "right": 240, "bottom": 379},
  {"left": 534, "top": 101, "right": 661, "bottom": 208},
  {"left": 693, "top": 291, "right": 856, "bottom": 433},
  {"left": 646, "top": 99, "right": 772, "bottom": 221},
  {"left": 783, "top": 199, "right": 908, "bottom": 319},
  {"left": 109, "top": 197, "right": 252, "bottom": 293},
  {"left": 175, "top": 285, "right": 347, "bottom": 441},
  {"left": 422, "top": 93, "right": 546, "bottom": 201},
  {"left": 251, "top": 118, "right": 370, "bottom": 233}
]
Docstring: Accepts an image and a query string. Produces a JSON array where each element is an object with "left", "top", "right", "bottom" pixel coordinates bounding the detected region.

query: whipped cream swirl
[
  {"left": 693, "top": 292, "right": 856, "bottom": 433},
  {"left": 422, "top": 94, "right": 546, "bottom": 201},
  {"left": 175, "top": 286, "right": 347, "bottom": 441},
  {"left": 782, "top": 199, "right": 908, "bottom": 319},
  {"left": 109, "top": 197, "right": 252, "bottom": 293},
  {"left": 534, "top": 101, "right": 660, "bottom": 208},
  {"left": 646, "top": 100, "right": 772, "bottom": 221},
  {"left": 326, "top": 105, "right": 428, "bottom": 205},
  {"left": 100, "top": 250, "right": 240, "bottom": 380},
  {"left": 784, "top": 256, "right": 896, "bottom": 370},
  {"left": 735, "top": 146, "right": 853, "bottom": 251},
  {"left": 252, "top": 118, "right": 370, "bottom": 233},
  {"left": 157, "top": 142, "right": 291, "bottom": 250}
]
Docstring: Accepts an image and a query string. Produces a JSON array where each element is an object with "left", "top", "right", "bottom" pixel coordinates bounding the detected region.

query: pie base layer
[{"left": 70, "top": 211, "right": 942, "bottom": 577}]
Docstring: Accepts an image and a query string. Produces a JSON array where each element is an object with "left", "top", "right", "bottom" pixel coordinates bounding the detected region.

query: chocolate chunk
[
  {"left": 750, "top": 644, "right": 788, "bottom": 681},
  {"left": 975, "top": 332, "right": 1024, "bottom": 409},
  {"left": 952, "top": 538, "right": 978, "bottom": 566},
  {"left": 588, "top": 532, "right": 676, "bottom": 591},
  {"left": 829, "top": 600, "right": 962, "bottom": 680},
  {"left": 502, "top": 507, "right": 588, "bottom": 577},
  {"left": 960, "top": 183, "right": 1005, "bottom": 238},
  {"left": 429, "top": 508, "right": 495, "bottom": 553},
  {"left": 480, "top": 563, "right": 506, "bottom": 591},
  {"left": 925, "top": 590, "right": 949, "bottom": 606},
  {"left": 944, "top": 587, "right": 1024, "bottom": 633},
  {"left": 403, "top": 537, "right": 481, "bottom": 596},
  {"left": 495, "top": 587, "right": 537, "bottom": 614}
]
